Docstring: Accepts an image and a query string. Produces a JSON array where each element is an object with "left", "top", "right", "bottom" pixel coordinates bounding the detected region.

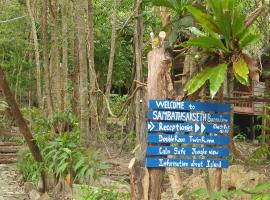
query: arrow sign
[
  {"left": 147, "top": 122, "right": 230, "bottom": 133},
  {"left": 201, "top": 123, "right": 206, "bottom": 132},
  {"left": 148, "top": 134, "right": 230, "bottom": 145},
  {"left": 146, "top": 158, "right": 229, "bottom": 168},
  {"left": 195, "top": 124, "right": 200, "bottom": 132},
  {"left": 148, "top": 100, "right": 231, "bottom": 112},
  {"left": 148, "top": 122, "right": 155, "bottom": 132},
  {"left": 147, "top": 146, "right": 229, "bottom": 157},
  {"left": 147, "top": 111, "right": 230, "bottom": 123}
]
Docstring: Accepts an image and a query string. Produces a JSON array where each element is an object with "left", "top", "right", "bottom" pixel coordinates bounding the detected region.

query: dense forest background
[{"left": 0, "top": 0, "right": 270, "bottom": 199}]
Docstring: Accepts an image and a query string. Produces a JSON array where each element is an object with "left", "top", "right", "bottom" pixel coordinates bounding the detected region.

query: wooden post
[
  {"left": 144, "top": 45, "right": 174, "bottom": 199},
  {"left": 0, "top": 66, "right": 48, "bottom": 192}
]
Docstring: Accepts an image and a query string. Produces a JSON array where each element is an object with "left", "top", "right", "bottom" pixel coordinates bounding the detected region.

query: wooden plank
[
  {"left": 0, "top": 142, "right": 20, "bottom": 146},
  {"left": 0, "top": 146, "right": 21, "bottom": 153},
  {"left": 234, "top": 107, "right": 253, "bottom": 114},
  {"left": 0, "top": 158, "right": 17, "bottom": 164}
]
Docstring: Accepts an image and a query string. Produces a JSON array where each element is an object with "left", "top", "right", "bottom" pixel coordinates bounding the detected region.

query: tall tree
[
  {"left": 50, "top": 0, "right": 61, "bottom": 112},
  {"left": 75, "top": 0, "right": 90, "bottom": 144},
  {"left": 26, "top": 0, "right": 42, "bottom": 107},
  {"left": 61, "top": 0, "right": 69, "bottom": 111},
  {"left": 41, "top": 0, "right": 54, "bottom": 114},
  {"left": 87, "top": 0, "right": 98, "bottom": 137},
  {"left": 102, "top": 0, "right": 121, "bottom": 126},
  {"left": 129, "top": 0, "right": 146, "bottom": 199}
]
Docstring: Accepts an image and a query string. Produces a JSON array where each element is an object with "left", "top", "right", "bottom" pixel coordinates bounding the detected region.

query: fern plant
[{"left": 183, "top": 0, "right": 261, "bottom": 97}]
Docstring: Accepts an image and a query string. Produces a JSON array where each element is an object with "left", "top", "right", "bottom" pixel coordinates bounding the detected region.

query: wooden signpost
[{"left": 146, "top": 100, "right": 231, "bottom": 170}]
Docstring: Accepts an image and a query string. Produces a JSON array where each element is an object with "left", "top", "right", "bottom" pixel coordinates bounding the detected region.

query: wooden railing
[{"left": 233, "top": 91, "right": 253, "bottom": 114}]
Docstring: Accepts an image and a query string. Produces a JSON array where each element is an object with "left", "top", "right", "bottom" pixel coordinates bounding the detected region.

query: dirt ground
[{"left": 0, "top": 164, "right": 27, "bottom": 200}]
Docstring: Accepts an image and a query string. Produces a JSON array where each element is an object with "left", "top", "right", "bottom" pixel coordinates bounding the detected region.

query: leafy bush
[
  {"left": 234, "top": 132, "right": 247, "bottom": 142},
  {"left": 76, "top": 185, "right": 130, "bottom": 200},
  {"left": 0, "top": 100, "right": 8, "bottom": 126},
  {"left": 110, "top": 94, "right": 128, "bottom": 115},
  {"left": 182, "top": 0, "right": 260, "bottom": 97},
  {"left": 17, "top": 147, "right": 43, "bottom": 183},
  {"left": 251, "top": 144, "right": 270, "bottom": 164},
  {"left": 185, "top": 181, "right": 270, "bottom": 200},
  {"left": 18, "top": 109, "right": 107, "bottom": 184},
  {"left": 43, "top": 133, "right": 107, "bottom": 182}
]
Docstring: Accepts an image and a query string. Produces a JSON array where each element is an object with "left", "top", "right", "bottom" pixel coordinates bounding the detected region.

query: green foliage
[
  {"left": 18, "top": 110, "right": 107, "bottom": 183},
  {"left": 0, "top": 1, "right": 34, "bottom": 99},
  {"left": 43, "top": 133, "right": 106, "bottom": 181},
  {"left": 186, "top": 181, "right": 270, "bottom": 200},
  {"left": 233, "top": 57, "right": 249, "bottom": 86},
  {"left": 151, "top": 0, "right": 190, "bottom": 14},
  {"left": 184, "top": 64, "right": 227, "bottom": 97},
  {"left": 184, "top": 36, "right": 228, "bottom": 51},
  {"left": 110, "top": 94, "right": 128, "bottom": 115},
  {"left": 0, "top": 100, "right": 8, "bottom": 125},
  {"left": 251, "top": 144, "right": 270, "bottom": 164},
  {"left": 17, "top": 147, "right": 43, "bottom": 183},
  {"left": 233, "top": 132, "right": 247, "bottom": 142},
  {"left": 76, "top": 185, "right": 130, "bottom": 200},
  {"left": 183, "top": 0, "right": 260, "bottom": 97}
]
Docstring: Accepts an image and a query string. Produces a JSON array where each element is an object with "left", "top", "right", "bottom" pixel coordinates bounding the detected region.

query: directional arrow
[
  {"left": 195, "top": 124, "right": 200, "bottom": 132},
  {"left": 148, "top": 122, "right": 155, "bottom": 131},
  {"left": 201, "top": 123, "right": 206, "bottom": 132},
  {"left": 147, "top": 122, "right": 230, "bottom": 133}
]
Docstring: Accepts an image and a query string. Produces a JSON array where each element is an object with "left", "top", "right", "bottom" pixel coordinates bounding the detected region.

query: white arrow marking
[
  {"left": 201, "top": 123, "right": 206, "bottom": 133},
  {"left": 195, "top": 124, "right": 200, "bottom": 132},
  {"left": 148, "top": 122, "right": 155, "bottom": 131}
]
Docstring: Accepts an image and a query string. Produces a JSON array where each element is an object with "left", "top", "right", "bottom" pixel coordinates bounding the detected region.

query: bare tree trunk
[
  {"left": 50, "top": 0, "right": 61, "bottom": 112},
  {"left": 102, "top": 0, "right": 121, "bottom": 126},
  {"left": 75, "top": 0, "right": 90, "bottom": 144},
  {"left": 42, "top": 0, "right": 54, "bottom": 115},
  {"left": 61, "top": 0, "right": 69, "bottom": 111},
  {"left": 0, "top": 66, "right": 48, "bottom": 192},
  {"left": 129, "top": 1, "right": 145, "bottom": 199},
  {"left": 72, "top": 35, "right": 80, "bottom": 117},
  {"left": 87, "top": 0, "right": 98, "bottom": 137},
  {"left": 26, "top": 0, "right": 42, "bottom": 107}
]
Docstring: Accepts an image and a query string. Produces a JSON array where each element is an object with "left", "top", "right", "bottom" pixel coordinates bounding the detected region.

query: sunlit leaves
[
  {"left": 184, "top": 67, "right": 213, "bottom": 95},
  {"left": 184, "top": 64, "right": 228, "bottom": 98},
  {"left": 186, "top": 5, "right": 220, "bottom": 35},
  {"left": 209, "top": 64, "right": 227, "bottom": 98},
  {"left": 233, "top": 57, "right": 249, "bottom": 86},
  {"left": 152, "top": 0, "right": 190, "bottom": 13},
  {"left": 239, "top": 33, "right": 260, "bottom": 49},
  {"left": 184, "top": 36, "right": 228, "bottom": 52}
]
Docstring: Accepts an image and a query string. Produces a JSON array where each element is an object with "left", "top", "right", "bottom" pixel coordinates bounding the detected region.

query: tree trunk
[
  {"left": 72, "top": 34, "right": 80, "bottom": 117},
  {"left": 50, "top": 0, "right": 61, "bottom": 112},
  {"left": 129, "top": 1, "right": 146, "bottom": 199},
  {"left": 87, "top": 0, "right": 98, "bottom": 138},
  {"left": 102, "top": 0, "right": 121, "bottom": 127},
  {"left": 26, "top": 0, "right": 42, "bottom": 107},
  {"left": 41, "top": 0, "right": 54, "bottom": 115},
  {"left": 75, "top": 0, "right": 90, "bottom": 144},
  {"left": 61, "top": 0, "right": 69, "bottom": 111},
  {"left": 145, "top": 46, "right": 173, "bottom": 200},
  {"left": 0, "top": 66, "right": 47, "bottom": 192}
]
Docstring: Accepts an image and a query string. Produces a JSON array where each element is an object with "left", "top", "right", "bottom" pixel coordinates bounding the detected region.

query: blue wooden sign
[
  {"left": 148, "top": 121, "right": 230, "bottom": 133},
  {"left": 147, "top": 111, "right": 230, "bottom": 123},
  {"left": 147, "top": 146, "right": 229, "bottom": 157},
  {"left": 146, "top": 100, "right": 231, "bottom": 169},
  {"left": 148, "top": 100, "right": 231, "bottom": 112},
  {"left": 146, "top": 158, "right": 229, "bottom": 168},
  {"left": 148, "top": 134, "right": 230, "bottom": 145}
]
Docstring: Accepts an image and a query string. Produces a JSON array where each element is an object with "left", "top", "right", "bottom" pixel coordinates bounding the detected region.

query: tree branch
[
  {"left": 0, "top": 15, "right": 27, "bottom": 23},
  {"left": 245, "top": 6, "right": 266, "bottom": 28}
]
